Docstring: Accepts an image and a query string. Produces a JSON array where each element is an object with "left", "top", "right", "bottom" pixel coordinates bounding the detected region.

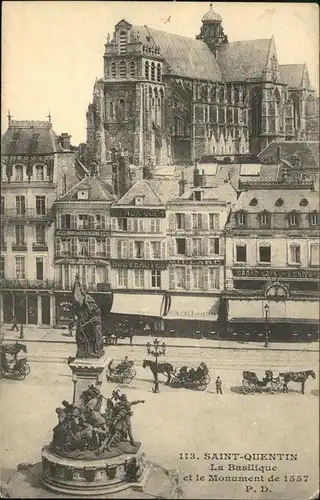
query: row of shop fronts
[{"left": 1, "top": 288, "right": 318, "bottom": 341}]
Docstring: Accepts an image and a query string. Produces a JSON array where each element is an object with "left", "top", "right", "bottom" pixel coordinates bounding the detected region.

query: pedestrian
[
  {"left": 11, "top": 316, "right": 19, "bottom": 332},
  {"left": 114, "top": 332, "right": 118, "bottom": 346},
  {"left": 110, "top": 333, "right": 116, "bottom": 345},
  {"left": 128, "top": 330, "right": 134, "bottom": 347},
  {"left": 68, "top": 320, "right": 74, "bottom": 337},
  {"left": 215, "top": 376, "right": 223, "bottom": 394}
]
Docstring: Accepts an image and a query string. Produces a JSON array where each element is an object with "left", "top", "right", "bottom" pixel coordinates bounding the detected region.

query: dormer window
[
  {"left": 35, "top": 165, "right": 44, "bottom": 181},
  {"left": 275, "top": 197, "right": 284, "bottom": 207},
  {"left": 15, "top": 165, "right": 23, "bottom": 182},
  {"left": 309, "top": 211, "right": 319, "bottom": 227},
  {"left": 193, "top": 190, "right": 203, "bottom": 202},
  {"left": 77, "top": 190, "right": 89, "bottom": 200},
  {"left": 287, "top": 211, "right": 299, "bottom": 228},
  {"left": 259, "top": 210, "right": 271, "bottom": 228},
  {"left": 300, "top": 198, "right": 308, "bottom": 207},
  {"left": 119, "top": 31, "right": 127, "bottom": 54},
  {"left": 134, "top": 196, "right": 144, "bottom": 206},
  {"left": 249, "top": 198, "right": 258, "bottom": 206},
  {"left": 236, "top": 211, "right": 247, "bottom": 227}
]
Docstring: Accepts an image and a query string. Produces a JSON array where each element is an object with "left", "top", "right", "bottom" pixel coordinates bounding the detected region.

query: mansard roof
[
  {"left": 235, "top": 188, "right": 319, "bottom": 214},
  {"left": 116, "top": 179, "right": 179, "bottom": 206},
  {"left": 279, "top": 64, "right": 307, "bottom": 88},
  {"left": 259, "top": 141, "right": 319, "bottom": 169},
  {"left": 217, "top": 38, "right": 272, "bottom": 81},
  {"left": 1, "top": 120, "right": 63, "bottom": 155},
  {"left": 58, "top": 176, "right": 116, "bottom": 202},
  {"left": 132, "top": 25, "right": 223, "bottom": 81}
]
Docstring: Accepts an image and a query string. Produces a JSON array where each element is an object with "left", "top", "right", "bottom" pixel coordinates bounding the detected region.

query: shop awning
[
  {"left": 228, "top": 300, "right": 319, "bottom": 324},
  {"left": 166, "top": 296, "right": 220, "bottom": 321},
  {"left": 111, "top": 293, "right": 165, "bottom": 317}
]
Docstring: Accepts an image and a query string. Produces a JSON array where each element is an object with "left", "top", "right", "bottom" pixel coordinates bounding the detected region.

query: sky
[{"left": 2, "top": 1, "right": 319, "bottom": 145}]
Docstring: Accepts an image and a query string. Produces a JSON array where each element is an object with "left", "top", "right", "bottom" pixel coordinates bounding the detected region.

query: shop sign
[
  {"left": 110, "top": 259, "right": 167, "bottom": 270},
  {"left": 170, "top": 310, "right": 212, "bottom": 317},
  {"left": 56, "top": 229, "right": 109, "bottom": 237},
  {"left": 170, "top": 259, "right": 221, "bottom": 266},
  {"left": 232, "top": 268, "right": 319, "bottom": 280},
  {"left": 111, "top": 208, "right": 166, "bottom": 218}
]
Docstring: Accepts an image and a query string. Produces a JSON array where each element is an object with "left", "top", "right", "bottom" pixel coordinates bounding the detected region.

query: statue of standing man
[{"left": 72, "top": 278, "right": 105, "bottom": 359}]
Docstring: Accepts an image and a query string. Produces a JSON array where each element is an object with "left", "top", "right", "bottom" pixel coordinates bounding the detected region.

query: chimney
[
  {"left": 179, "top": 171, "right": 186, "bottom": 196},
  {"left": 59, "top": 133, "right": 71, "bottom": 150},
  {"left": 201, "top": 169, "right": 205, "bottom": 187},
  {"left": 277, "top": 145, "right": 282, "bottom": 162},
  {"left": 193, "top": 166, "right": 201, "bottom": 187}
]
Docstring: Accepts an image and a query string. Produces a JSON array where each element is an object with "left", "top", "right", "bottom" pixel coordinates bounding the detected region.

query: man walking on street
[
  {"left": 128, "top": 330, "right": 134, "bottom": 347},
  {"left": 216, "top": 376, "right": 223, "bottom": 394},
  {"left": 11, "top": 316, "right": 19, "bottom": 332}
]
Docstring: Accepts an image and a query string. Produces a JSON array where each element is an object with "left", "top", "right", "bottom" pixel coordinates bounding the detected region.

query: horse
[
  {"left": 279, "top": 370, "right": 316, "bottom": 394},
  {"left": 142, "top": 359, "right": 174, "bottom": 385}
]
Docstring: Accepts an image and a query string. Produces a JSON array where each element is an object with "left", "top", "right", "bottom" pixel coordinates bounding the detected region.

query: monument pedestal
[{"left": 69, "top": 353, "right": 108, "bottom": 404}]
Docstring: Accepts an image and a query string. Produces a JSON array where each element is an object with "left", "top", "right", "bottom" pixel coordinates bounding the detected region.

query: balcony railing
[{"left": 3, "top": 209, "right": 54, "bottom": 222}]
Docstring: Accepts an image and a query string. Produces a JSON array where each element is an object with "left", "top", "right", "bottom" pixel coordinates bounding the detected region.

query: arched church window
[
  {"left": 157, "top": 64, "right": 161, "bottom": 82},
  {"left": 154, "top": 88, "right": 158, "bottom": 99},
  {"left": 151, "top": 62, "right": 155, "bottom": 82},
  {"left": 130, "top": 61, "right": 135, "bottom": 78},
  {"left": 111, "top": 62, "right": 116, "bottom": 78},
  {"left": 119, "top": 31, "right": 127, "bottom": 54},
  {"left": 119, "top": 61, "right": 127, "bottom": 78},
  {"left": 145, "top": 61, "right": 149, "bottom": 80},
  {"left": 250, "top": 88, "right": 262, "bottom": 136},
  {"left": 119, "top": 99, "right": 125, "bottom": 120}
]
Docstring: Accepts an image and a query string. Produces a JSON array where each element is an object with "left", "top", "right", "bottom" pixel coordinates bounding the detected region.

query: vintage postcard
[{"left": 1, "top": 1, "right": 319, "bottom": 499}]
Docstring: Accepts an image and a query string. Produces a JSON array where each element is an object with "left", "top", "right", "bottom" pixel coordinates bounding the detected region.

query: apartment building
[
  {"left": 224, "top": 176, "right": 319, "bottom": 340},
  {"left": 0, "top": 118, "right": 86, "bottom": 326},
  {"left": 53, "top": 176, "right": 116, "bottom": 327}
]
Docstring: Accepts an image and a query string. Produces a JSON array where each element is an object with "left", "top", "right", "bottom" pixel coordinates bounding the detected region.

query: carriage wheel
[
  {"left": 22, "top": 363, "right": 30, "bottom": 376},
  {"left": 242, "top": 379, "right": 255, "bottom": 394},
  {"left": 204, "top": 374, "right": 211, "bottom": 384},
  {"left": 13, "top": 368, "right": 26, "bottom": 381},
  {"left": 271, "top": 379, "right": 283, "bottom": 393},
  {"left": 197, "top": 382, "right": 208, "bottom": 391}
]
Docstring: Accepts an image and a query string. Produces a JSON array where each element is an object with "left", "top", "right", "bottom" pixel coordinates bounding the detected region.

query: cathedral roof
[
  {"left": 279, "top": 64, "right": 306, "bottom": 88},
  {"left": 259, "top": 141, "right": 319, "bottom": 170},
  {"left": 133, "top": 25, "right": 222, "bottom": 81},
  {"left": 58, "top": 176, "right": 116, "bottom": 202},
  {"left": 1, "top": 120, "right": 62, "bottom": 155},
  {"left": 217, "top": 39, "right": 272, "bottom": 81}
]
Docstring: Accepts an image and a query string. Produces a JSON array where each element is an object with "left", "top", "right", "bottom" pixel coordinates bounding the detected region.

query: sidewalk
[{"left": 1, "top": 324, "right": 319, "bottom": 352}]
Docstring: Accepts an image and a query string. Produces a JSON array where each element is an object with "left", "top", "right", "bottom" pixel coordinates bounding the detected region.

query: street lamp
[
  {"left": 264, "top": 303, "right": 270, "bottom": 348},
  {"left": 146, "top": 338, "right": 166, "bottom": 393}
]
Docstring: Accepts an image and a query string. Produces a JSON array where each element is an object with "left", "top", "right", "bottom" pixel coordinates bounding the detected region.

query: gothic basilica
[{"left": 86, "top": 4, "right": 318, "bottom": 174}]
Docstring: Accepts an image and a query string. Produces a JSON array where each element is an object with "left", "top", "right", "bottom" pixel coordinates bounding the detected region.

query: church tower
[{"left": 196, "top": 3, "right": 228, "bottom": 56}]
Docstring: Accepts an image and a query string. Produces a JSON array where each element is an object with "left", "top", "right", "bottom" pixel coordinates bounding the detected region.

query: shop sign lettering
[
  {"left": 111, "top": 208, "right": 166, "bottom": 218},
  {"left": 170, "top": 310, "right": 212, "bottom": 317},
  {"left": 232, "top": 268, "right": 319, "bottom": 279},
  {"left": 171, "top": 259, "right": 220, "bottom": 266},
  {"left": 111, "top": 259, "right": 167, "bottom": 270},
  {"left": 56, "top": 230, "right": 109, "bottom": 237}
]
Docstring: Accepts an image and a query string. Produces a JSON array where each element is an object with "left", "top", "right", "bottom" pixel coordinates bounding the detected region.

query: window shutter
[
  {"left": 71, "top": 214, "right": 77, "bottom": 229},
  {"left": 89, "top": 215, "right": 95, "bottom": 229},
  {"left": 203, "top": 266, "right": 209, "bottom": 290},
  {"left": 104, "top": 238, "right": 110, "bottom": 258},
  {"left": 89, "top": 238, "right": 96, "bottom": 256},
  {"left": 168, "top": 238, "right": 175, "bottom": 256},
  {"left": 127, "top": 218, "right": 133, "bottom": 232},
  {"left": 219, "top": 237, "right": 223, "bottom": 256},
  {"left": 215, "top": 238, "right": 220, "bottom": 255},
  {"left": 186, "top": 238, "right": 192, "bottom": 256},
  {"left": 55, "top": 237, "right": 61, "bottom": 256},
  {"left": 57, "top": 214, "right": 62, "bottom": 228},
  {"left": 111, "top": 217, "right": 117, "bottom": 231},
  {"left": 133, "top": 219, "right": 139, "bottom": 233},
  {"left": 186, "top": 213, "right": 192, "bottom": 231},
  {"left": 161, "top": 241, "right": 166, "bottom": 259},
  {"left": 128, "top": 240, "right": 134, "bottom": 258},
  {"left": 169, "top": 267, "right": 175, "bottom": 289},
  {"left": 145, "top": 241, "right": 150, "bottom": 259},
  {"left": 185, "top": 266, "right": 191, "bottom": 290},
  {"left": 203, "top": 238, "right": 209, "bottom": 256},
  {"left": 140, "top": 219, "right": 145, "bottom": 232},
  {"left": 156, "top": 219, "right": 161, "bottom": 233},
  {"left": 117, "top": 241, "right": 122, "bottom": 258},
  {"left": 203, "top": 213, "right": 209, "bottom": 230},
  {"left": 144, "top": 219, "right": 150, "bottom": 233},
  {"left": 150, "top": 219, "right": 155, "bottom": 233},
  {"left": 101, "top": 215, "right": 106, "bottom": 229},
  {"left": 169, "top": 214, "right": 175, "bottom": 231},
  {"left": 71, "top": 237, "right": 77, "bottom": 256}
]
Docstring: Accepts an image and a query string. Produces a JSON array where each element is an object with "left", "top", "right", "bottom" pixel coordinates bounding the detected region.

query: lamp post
[
  {"left": 146, "top": 338, "right": 166, "bottom": 393},
  {"left": 264, "top": 303, "right": 270, "bottom": 348}
]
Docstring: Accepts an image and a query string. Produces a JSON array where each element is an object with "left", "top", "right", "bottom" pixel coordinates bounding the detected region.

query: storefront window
[
  {"left": 134, "top": 269, "right": 145, "bottom": 288},
  {"left": 192, "top": 267, "right": 203, "bottom": 289},
  {"left": 151, "top": 270, "right": 161, "bottom": 288},
  {"left": 118, "top": 269, "right": 128, "bottom": 288}
]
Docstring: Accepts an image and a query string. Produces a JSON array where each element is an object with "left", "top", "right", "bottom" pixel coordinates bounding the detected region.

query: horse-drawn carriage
[
  {"left": 0, "top": 342, "right": 30, "bottom": 380},
  {"left": 106, "top": 359, "right": 137, "bottom": 384},
  {"left": 242, "top": 370, "right": 283, "bottom": 394},
  {"left": 170, "top": 362, "right": 211, "bottom": 391}
]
